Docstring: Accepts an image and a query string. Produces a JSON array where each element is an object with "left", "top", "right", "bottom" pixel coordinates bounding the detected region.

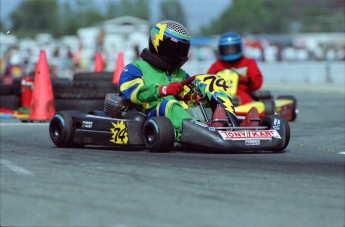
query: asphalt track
[{"left": 1, "top": 83, "right": 344, "bottom": 227}]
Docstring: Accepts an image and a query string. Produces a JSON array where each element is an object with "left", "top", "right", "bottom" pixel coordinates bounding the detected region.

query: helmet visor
[
  {"left": 219, "top": 43, "right": 242, "bottom": 56},
  {"left": 160, "top": 38, "right": 190, "bottom": 69},
  {"left": 163, "top": 38, "right": 190, "bottom": 58}
]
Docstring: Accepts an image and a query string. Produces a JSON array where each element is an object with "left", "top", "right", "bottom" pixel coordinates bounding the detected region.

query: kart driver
[
  {"left": 207, "top": 32, "right": 263, "bottom": 105},
  {"left": 119, "top": 20, "right": 193, "bottom": 139}
]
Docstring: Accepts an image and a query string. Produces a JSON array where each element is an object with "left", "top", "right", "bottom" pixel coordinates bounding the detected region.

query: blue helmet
[{"left": 218, "top": 32, "right": 243, "bottom": 61}]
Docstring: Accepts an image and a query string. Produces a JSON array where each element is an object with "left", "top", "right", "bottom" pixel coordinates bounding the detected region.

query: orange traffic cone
[
  {"left": 29, "top": 50, "right": 55, "bottom": 121},
  {"left": 94, "top": 52, "right": 104, "bottom": 72},
  {"left": 113, "top": 51, "right": 124, "bottom": 85}
]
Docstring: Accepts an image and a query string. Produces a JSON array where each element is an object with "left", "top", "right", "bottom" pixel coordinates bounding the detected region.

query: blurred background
[{"left": 0, "top": 0, "right": 344, "bottom": 82}]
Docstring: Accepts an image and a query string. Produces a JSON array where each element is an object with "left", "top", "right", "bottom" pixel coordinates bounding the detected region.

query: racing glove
[{"left": 159, "top": 82, "right": 183, "bottom": 97}]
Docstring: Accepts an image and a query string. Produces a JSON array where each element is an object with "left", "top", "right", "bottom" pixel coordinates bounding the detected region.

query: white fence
[{"left": 183, "top": 61, "right": 345, "bottom": 84}]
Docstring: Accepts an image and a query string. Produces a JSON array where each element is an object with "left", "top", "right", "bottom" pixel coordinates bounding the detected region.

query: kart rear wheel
[
  {"left": 251, "top": 90, "right": 273, "bottom": 100},
  {"left": 143, "top": 117, "right": 175, "bottom": 152},
  {"left": 49, "top": 110, "right": 84, "bottom": 148},
  {"left": 263, "top": 99, "right": 276, "bottom": 115},
  {"left": 260, "top": 115, "right": 290, "bottom": 152},
  {"left": 276, "top": 95, "right": 297, "bottom": 121}
]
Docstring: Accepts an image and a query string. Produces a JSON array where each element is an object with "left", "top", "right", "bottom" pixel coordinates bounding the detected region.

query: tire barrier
[
  {"left": 1, "top": 71, "right": 119, "bottom": 114},
  {"left": 73, "top": 71, "right": 114, "bottom": 81},
  {"left": 54, "top": 98, "right": 105, "bottom": 112},
  {"left": 0, "top": 95, "right": 21, "bottom": 110},
  {"left": 52, "top": 80, "right": 118, "bottom": 99},
  {"left": 0, "top": 84, "right": 14, "bottom": 96},
  {"left": 1, "top": 82, "right": 21, "bottom": 110},
  {"left": 53, "top": 72, "right": 119, "bottom": 112}
]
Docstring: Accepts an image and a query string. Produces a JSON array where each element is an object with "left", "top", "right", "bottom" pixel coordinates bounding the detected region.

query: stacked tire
[
  {"left": 1, "top": 71, "right": 119, "bottom": 113},
  {"left": 53, "top": 71, "right": 119, "bottom": 112},
  {"left": 0, "top": 79, "right": 21, "bottom": 110}
]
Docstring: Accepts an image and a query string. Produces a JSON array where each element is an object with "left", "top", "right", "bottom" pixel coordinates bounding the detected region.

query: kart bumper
[{"left": 179, "top": 119, "right": 287, "bottom": 152}]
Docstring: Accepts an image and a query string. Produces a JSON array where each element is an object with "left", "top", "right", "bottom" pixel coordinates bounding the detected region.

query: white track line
[
  {"left": 0, "top": 159, "right": 34, "bottom": 176},
  {"left": 338, "top": 152, "right": 345, "bottom": 155}
]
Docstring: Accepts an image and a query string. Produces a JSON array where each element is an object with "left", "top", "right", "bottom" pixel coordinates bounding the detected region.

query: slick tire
[
  {"left": 276, "top": 95, "right": 298, "bottom": 121},
  {"left": 263, "top": 99, "right": 276, "bottom": 115},
  {"left": 0, "top": 95, "right": 21, "bottom": 109},
  {"left": 0, "top": 84, "right": 14, "bottom": 96},
  {"left": 52, "top": 80, "right": 118, "bottom": 99},
  {"left": 143, "top": 117, "right": 175, "bottom": 152},
  {"left": 260, "top": 115, "right": 290, "bottom": 152},
  {"left": 251, "top": 90, "right": 272, "bottom": 100},
  {"left": 54, "top": 99, "right": 104, "bottom": 112},
  {"left": 49, "top": 110, "right": 84, "bottom": 148},
  {"left": 73, "top": 72, "right": 113, "bottom": 81}
]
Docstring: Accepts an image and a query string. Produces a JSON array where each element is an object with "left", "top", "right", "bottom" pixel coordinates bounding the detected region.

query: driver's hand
[
  {"left": 159, "top": 82, "right": 183, "bottom": 96},
  {"left": 239, "top": 76, "right": 251, "bottom": 85}
]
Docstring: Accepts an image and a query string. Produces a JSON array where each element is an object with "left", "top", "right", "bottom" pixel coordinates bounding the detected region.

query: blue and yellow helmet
[
  {"left": 149, "top": 20, "right": 191, "bottom": 70},
  {"left": 218, "top": 32, "right": 243, "bottom": 61}
]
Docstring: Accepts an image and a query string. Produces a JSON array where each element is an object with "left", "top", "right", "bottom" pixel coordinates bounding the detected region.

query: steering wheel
[{"left": 176, "top": 76, "right": 196, "bottom": 101}]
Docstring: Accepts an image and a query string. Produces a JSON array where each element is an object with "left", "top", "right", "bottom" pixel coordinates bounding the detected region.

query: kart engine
[{"left": 104, "top": 93, "right": 125, "bottom": 118}]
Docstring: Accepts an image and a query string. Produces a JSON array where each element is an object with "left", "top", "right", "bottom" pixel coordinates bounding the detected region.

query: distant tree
[
  {"left": 8, "top": 0, "right": 152, "bottom": 38},
  {"left": 58, "top": 0, "right": 106, "bottom": 36},
  {"left": 10, "top": 0, "right": 60, "bottom": 37},
  {"left": 159, "top": 0, "right": 187, "bottom": 27},
  {"left": 118, "top": 0, "right": 150, "bottom": 20},
  {"left": 59, "top": 1, "right": 80, "bottom": 36},
  {"left": 104, "top": 0, "right": 121, "bottom": 19},
  {"left": 200, "top": 0, "right": 343, "bottom": 35},
  {"left": 74, "top": 0, "right": 104, "bottom": 27},
  {"left": 332, "top": 9, "right": 345, "bottom": 32},
  {"left": 299, "top": 4, "right": 345, "bottom": 32},
  {"left": 200, "top": 0, "right": 292, "bottom": 35},
  {"left": 0, "top": 21, "right": 6, "bottom": 32}
]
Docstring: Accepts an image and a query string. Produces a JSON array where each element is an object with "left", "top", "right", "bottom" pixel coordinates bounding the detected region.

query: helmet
[
  {"left": 218, "top": 32, "right": 243, "bottom": 61},
  {"left": 149, "top": 20, "right": 191, "bottom": 70}
]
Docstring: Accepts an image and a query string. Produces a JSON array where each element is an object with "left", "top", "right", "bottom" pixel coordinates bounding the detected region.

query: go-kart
[
  {"left": 216, "top": 69, "right": 298, "bottom": 121},
  {"left": 49, "top": 74, "right": 290, "bottom": 152}
]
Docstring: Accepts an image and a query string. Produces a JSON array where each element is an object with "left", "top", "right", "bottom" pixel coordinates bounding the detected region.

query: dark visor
[
  {"left": 219, "top": 43, "right": 242, "bottom": 56},
  {"left": 162, "top": 38, "right": 190, "bottom": 58}
]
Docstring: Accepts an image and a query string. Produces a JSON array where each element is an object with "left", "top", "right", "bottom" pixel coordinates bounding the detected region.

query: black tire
[
  {"left": 49, "top": 110, "right": 83, "bottom": 148},
  {"left": 12, "top": 77, "right": 23, "bottom": 96},
  {"left": 73, "top": 72, "right": 114, "bottom": 81},
  {"left": 54, "top": 99, "right": 104, "bottom": 112},
  {"left": 260, "top": 115, "right": 290, "bottom": 152},
  {"left": 52, "top": 80, "right": 118, "bottom": 99},
  {"left": 252, "top": 90, "right": 273, "bottom": 100},
  {"left": 0, "top": 95, "right": 21, "bottom": 109},
  {"left": 276, "top": 95, "right": 298, "bottom": 121},
  {"left": 143, "top": 117, "right": 175, "bottom": 152},
  {"left": 262, "top": 99, "right": 276, "bottom": 115},
  {"left": 0, "top": 84, "right": 14, "bottom": 96}
]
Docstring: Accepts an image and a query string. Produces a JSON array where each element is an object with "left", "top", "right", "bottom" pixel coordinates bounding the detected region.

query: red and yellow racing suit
[{"left": 207, "top": 57, "right": 263, "bottom": 104}]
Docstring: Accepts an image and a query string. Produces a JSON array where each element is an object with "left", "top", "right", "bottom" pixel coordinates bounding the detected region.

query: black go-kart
[{"left": 49, "top": 74, "right": 290, "bottom": 152}]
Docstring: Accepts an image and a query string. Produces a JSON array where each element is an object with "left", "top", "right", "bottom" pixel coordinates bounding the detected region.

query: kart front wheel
[
  {"left": 260, "top": 115, "right": 290, "bottom": 152},
  {"left": 49, "top": 110, "right": 83, "bottom": 148},
  {"left": 143, "top": 117, "right": 175, "bottom": 152}
]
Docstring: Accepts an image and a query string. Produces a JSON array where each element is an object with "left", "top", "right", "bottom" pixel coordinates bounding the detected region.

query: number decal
[
  {"left": 110, "top": 121, "right": 128, "bottom": 144},
  {"left": 195, "top": 74, "right": 235, "bottom": 114},
  {"left": 215, "top": 69, "right": 239, "bottom": 97},
  {"left": 202, "top": 75, "right": 229, "bottom": 93}
]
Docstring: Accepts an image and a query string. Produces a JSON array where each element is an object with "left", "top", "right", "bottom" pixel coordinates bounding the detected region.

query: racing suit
[
  {"left": 207, "top": 57, "right": 263, "bottom": 104},
  {"left": 119, "top": 59, "right": 192, "bottom": 136}
]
